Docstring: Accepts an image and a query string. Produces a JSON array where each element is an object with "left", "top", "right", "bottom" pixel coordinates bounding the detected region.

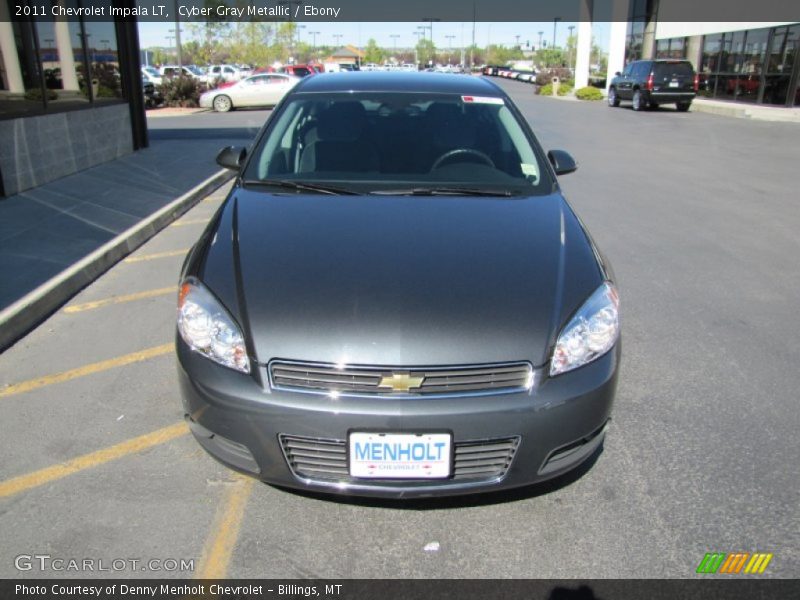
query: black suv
[{"left": 608, "top": 59, "right": 698, "bottom": 112}]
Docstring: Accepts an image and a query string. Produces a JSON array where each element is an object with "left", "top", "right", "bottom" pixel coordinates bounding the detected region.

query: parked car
[
  {"left": 141, "top": 66, "right": 162, "bottom": 85},
  {"left": 277, "top": 64, "right": 316, "bottom": 78},
  {"left": 159, "top": 65, "right": 210, "bottom": 85},
  {"left": 207, "top": 64, "right": 243, "bottom": 83},
  {"left": 141, "top": 76, "right": 162, "bottom": 108},
  {"left": 608, "top": 59, "right": 698, "bottom": 111},
  {"left": 198, "top": 73, "right": 299, "bottom": 112},
  {"left": 177, "top": 72, "right": 620, "bottom": 498}
]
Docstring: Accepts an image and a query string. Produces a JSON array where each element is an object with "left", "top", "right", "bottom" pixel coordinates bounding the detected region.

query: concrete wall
[{"left": 0, "top": 103, "right": 132, "bottom": 196}]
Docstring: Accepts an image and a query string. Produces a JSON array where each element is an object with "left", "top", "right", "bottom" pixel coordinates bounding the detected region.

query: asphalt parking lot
[{"left": 1, "top": 78, "right": 798, "bottom": 579}]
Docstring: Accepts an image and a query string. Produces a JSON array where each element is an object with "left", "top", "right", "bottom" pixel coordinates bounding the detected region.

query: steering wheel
[{"left": 430, "top": 148, "right": 495, "bottom": 171}]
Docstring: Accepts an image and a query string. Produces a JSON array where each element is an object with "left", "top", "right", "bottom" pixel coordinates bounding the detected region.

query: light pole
[
  {"left": 390, "top": 34, "right": 400, "bottom": 60},
  {"left": 422, "top": 17, "right": 439, "bottom": 45},
  {"left": 165, "top": 35, "right": 174, "bottom": 64},
  {"left": 309, "top": 31, "right": 319, "bottom": 49},
  {"left": 168, "top": 27, "right": 183, "bottom": 66},
  {"left": 538, "top": 31, "right": 544, "bottom": 50},
  {"left": 515, "top": 34, "right": 520, "bottom": 48},
  {"left": 552, "top": 17, "right": 561, "bottom": 50},
  {"left": 413, "top": 30, "right": 424, "bottom": 66},
  {"left": 445, "top": 34, "right": 455, "bottom": 64},
  {"left": 567, "top": 25, "right": 575, "bottom": 69},
  {"left": 333, "top": 34, "right": 342, "bottom": 48}
]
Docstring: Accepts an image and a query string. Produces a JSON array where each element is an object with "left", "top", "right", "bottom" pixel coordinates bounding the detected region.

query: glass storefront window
[
  {"left": 82, "top": 1, "right": 123, "bottom": 101},
  {"left": 1, "top": 0, "right": 125, "bottom": 118},
  {"left": 742, "top": 28, "right": 768, "bottom": 75},
  {"left": 698, "top": 25, "right": 799, "bottom": 106},
  {"left": 702, "top": 34, "right": 723, "bottom": 73},
  {"left": 655, "top": 37, "right": 686, "bottom": 59},
  {"left": 35, "top": 11, "right": 89, "bottom": 107}
]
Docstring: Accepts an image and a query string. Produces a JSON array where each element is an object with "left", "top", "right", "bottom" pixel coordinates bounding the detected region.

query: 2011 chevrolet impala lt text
[{"left": 176, "top": 72, "right": 620, "bottom": 498}]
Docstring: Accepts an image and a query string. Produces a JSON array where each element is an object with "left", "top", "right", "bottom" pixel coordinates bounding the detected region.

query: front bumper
[{"left": 177, "top": 340, "right": 619, "bottom": 498}]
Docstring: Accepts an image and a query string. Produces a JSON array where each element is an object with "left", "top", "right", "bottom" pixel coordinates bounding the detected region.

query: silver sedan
[{"left": 200, "top": 73, "right": 300, "bottom": 112}]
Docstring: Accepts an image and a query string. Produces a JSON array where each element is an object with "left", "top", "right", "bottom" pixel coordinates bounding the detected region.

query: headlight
[
  {"left": 550, "top": 282, "right": 619, "bottom": 377},
  {"left": 177, "top": 279, "right": 250, "bottom": 373}
]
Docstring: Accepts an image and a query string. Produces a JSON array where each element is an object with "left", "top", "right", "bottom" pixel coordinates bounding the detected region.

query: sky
[{"left": 138, "top": 21, "right": 611, "bottom": 52}]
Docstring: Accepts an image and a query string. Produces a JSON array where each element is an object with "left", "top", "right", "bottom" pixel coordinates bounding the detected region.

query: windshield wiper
[
  {"left": 242, "top": 179, "right": 359, "bottom": 195},
  {"left": 370, "top": 187, "right": 514, "bottom": 197}
]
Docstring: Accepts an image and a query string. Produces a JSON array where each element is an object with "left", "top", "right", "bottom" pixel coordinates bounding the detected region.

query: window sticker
[{"left": 461, "top": 95, "right": 505, "bottom": 105}]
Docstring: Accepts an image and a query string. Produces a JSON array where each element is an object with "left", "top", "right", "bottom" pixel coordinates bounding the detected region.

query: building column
[
  {"left": 606, "top": 0, "right": 630, "bottom": 91},
  {"left": 54, "top": 17, "right": 80, "bottom": 93},
  {"left": 574, "top": 0, "right": 593, "bottom": 89},
  {"left": 642, "top": 18, "right": 657, "bottom": 59},
  {"left": 686, "top": 35, "right": 703, "bottom": 70},
  {"left": 0, "top": 2, "right": 25, "bottom": 94}
]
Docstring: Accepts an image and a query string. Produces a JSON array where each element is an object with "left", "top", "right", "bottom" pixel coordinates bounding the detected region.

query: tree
[
  {"left": 485, "top": 44, "right": 524, "bottom": 65},
  {"left": 536, "top": 47, "right": 566, "bottom": 68},
  {"left": 364, "top": 39, "right": 385, "bottom": 64},
  {"left": 415, "top": 38, "right": 436, "bottom": 66}
]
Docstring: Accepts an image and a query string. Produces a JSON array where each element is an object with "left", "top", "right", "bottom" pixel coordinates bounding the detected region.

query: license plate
[
  {"left": 669, "top": 81, "right": 680, "bottom": 88},
  {"left": 349, "top": 432, "right": 451, "bottom": 479}
]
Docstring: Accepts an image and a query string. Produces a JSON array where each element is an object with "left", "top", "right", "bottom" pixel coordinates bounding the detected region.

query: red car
[{"left": 278, "top": 65, "right": 317, "bottom": 78}]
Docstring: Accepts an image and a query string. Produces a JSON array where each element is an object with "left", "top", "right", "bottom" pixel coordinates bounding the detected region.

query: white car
[
  {"left": 207, "top": 65, "right": 243, "bottom": 83},
  {"left": 160, "top": 65, "right": 210, "bottom": 84},
  {"left": 199, "top": 73, "right": 299, "bottom": 112},
  {"left": 141, "top": 66, "right": 162, "bottom": 85}
]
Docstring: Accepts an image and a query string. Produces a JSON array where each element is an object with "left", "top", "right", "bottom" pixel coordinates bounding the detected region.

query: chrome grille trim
[
  {"left": 280, "top": 434, "right": 520, "bottom": 484},
  {"left": 269, "top": 360, "right": 533, "bottom": 398}
]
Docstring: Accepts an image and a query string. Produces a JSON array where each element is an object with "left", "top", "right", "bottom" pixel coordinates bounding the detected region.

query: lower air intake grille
[{"left": 280, "top": 434, "right": 520, "bottom": 483}]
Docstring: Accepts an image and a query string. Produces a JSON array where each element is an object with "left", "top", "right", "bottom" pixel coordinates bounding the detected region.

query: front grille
[
  {"left": 270, "top": 361, "right": 532, "bottom": 397},
  {"left": 280, "top": 434, "right": 520, "bottom": 483}
]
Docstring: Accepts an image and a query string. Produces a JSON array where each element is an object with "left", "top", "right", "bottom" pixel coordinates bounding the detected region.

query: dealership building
[
  {"left": 574, "top": 1, "right": 799, "bottom": 107},
  {"left": 0, "top": 0, "right": 145, "bottom": 197}
]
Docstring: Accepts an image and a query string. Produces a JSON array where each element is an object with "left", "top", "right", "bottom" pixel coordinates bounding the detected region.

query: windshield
[{"left": 244, "top": 92, "right": 551, "bottom": 195}]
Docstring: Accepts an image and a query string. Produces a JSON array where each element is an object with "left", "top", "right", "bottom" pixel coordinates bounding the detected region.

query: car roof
[{"left": 294, "top": 72, "right": 504, "bottom": 96}]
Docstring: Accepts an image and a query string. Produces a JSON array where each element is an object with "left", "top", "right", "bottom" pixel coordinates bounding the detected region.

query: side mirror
[
  {"left": 548, "top": 150, "right": 578, "bottom": 176},
  {"left": 615, "top": 71, "right": 622, "bottom": 77},
  {"left": 216, "top": 146, "right": 246, "bottom": 170}
]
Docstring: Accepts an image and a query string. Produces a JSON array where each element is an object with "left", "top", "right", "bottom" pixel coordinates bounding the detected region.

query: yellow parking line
[
  {"left": 196, "top": 475, "right": 255, "bottom": 579},
  {"left": 170, "top": 218, "right": 209, "bottom": 227},
  {"left": 0, "top": 343, "right": 173, "bottom": 399},
  {"left": 124, "top": 249, "right": 188, "bottom": 263},
  {"left": 0, "top": 422, "right": 188, "bottom": 498},
  {"left": 64, "top": 287, "right": 177, "bottom": 313}
]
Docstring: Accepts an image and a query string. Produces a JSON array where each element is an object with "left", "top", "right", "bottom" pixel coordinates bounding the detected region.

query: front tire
[
  {"left": 608, "top": 87, "right": 620, "bottom": 107},
  {"left": 676, "top": 101, "right": 691, "bottom": 112},
  {"left": 632, "top": 89, "right": 644, "bottom": 111},
  {"left": 213, "top": 95, "right": 232, "bottom": 112}
]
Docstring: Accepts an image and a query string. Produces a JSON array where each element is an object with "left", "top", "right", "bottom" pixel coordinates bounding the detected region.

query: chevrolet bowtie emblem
[{"left": 378, "top": 373, "right": 425, "bottom": 392}]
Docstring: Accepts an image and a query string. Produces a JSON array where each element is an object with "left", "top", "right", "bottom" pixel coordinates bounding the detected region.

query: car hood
[{"left": 195, "top": 189, "right": 604, "bottom": 368}]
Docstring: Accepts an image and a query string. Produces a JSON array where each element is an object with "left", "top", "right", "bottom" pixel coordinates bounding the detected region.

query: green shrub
[
  {"left": 158, "top": 76, "right": 201, "bottom": 108},
  {"left": 539, "top": 83, "right": 573, "bottom": 96},
  {"left": 575, "top": 86, "right": 604, "bottom": 101}
]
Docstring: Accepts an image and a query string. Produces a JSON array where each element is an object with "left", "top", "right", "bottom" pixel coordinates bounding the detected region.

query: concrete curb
[{"left": 0, "top": 168, "right": 235, "bottom": 353}]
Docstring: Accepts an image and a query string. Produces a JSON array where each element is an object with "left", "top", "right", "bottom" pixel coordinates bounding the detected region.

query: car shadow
[{"left": 268, "top": 442, "right": 604, "bottom": 509}]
